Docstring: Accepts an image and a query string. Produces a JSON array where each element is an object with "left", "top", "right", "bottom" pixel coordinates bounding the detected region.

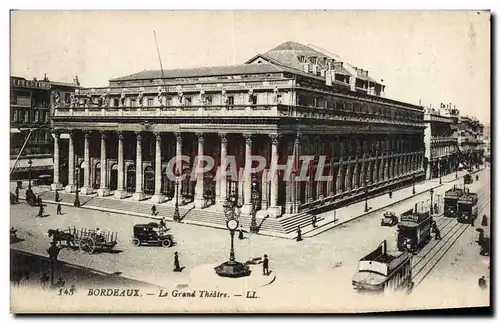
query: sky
[{"left": 10, "top": 10, "right": 490, "bottom": 123}]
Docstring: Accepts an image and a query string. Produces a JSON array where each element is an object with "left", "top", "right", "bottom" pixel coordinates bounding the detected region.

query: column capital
[
  {"left": 196, "top": 132, "right": 204, "bottom": 142},
  {"left": 84, "top": 130, "right": 91, "bottom": 138},
  {"left": 243, "top": 133, "right": 253, "bottom": 144},
  {"left": 135, "top": 132, "right": 143, "bottom": 141},
  {"left": 219, "top": 132, "right": 228, "bottom": 144},
  {"left": 117, "top": 131, "right": 124, "bottom": 140},
  {"left": 100, "top": 131, "right": 108, "bottom": 139},
  {"left": 174, "top": 132, "right": 182, "bottom": 142},
  {"left": 154, "top": 132, "right": 162, "bottom": 140},
  {"left": 269, "top": 133, "right": 281, "bottom": 145}
]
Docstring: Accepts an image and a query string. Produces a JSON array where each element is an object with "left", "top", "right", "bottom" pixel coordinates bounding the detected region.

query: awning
[{"left": 10, "top": 128, "right": 21, "bottom": 133}]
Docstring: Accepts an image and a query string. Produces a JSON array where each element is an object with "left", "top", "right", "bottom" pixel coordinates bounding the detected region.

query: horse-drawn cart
[{"left": 49, "top": 227, "right": 118, "bottom": 254}]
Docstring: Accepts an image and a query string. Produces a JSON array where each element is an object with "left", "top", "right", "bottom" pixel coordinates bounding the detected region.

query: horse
[
  {"left": 11, "top": 269, "right": 30, "bottom": 287},
  {"left": 48, "top": 229, "right": 75, "bottom": 248}
]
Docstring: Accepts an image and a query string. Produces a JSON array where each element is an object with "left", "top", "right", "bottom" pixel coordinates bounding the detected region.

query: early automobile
[
  {"left": 132, "top": 223, "right": 174, "bottom": 247},
  {"left": 381, "top": 211, "right": 398, "bottom": 227}
]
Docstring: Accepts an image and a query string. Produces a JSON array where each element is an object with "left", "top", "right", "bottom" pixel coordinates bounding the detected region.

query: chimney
[
  {"left": 302, "top": 63, "right": 309, "bottom": 73},
  {"left": 333, "top": 61, "right": 344, "bottom": 69},
  {"left": 357, "top": 68, "right": 364, "bottom": 77},
  {"left": 74, "top": 76, "right": 80, "bottom": 86},
  {"left": 312, "top": 64, "right": 318, "bottom": 75},
  {"left": 363, "top": 70, "right": 369, "bottom": 77},
  {"left": 43, "top": 73, "right": 48, "bottom": 81}
]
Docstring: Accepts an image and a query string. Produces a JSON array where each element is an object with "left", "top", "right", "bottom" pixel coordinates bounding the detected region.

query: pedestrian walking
[
  {"left": 173, "top": 251, "right": 181, "bottom": 272},
  {"left": 151, "top": 204, "right": 157, "bottom": 216},
  {"left": 159, "top": 217, "right": 167, "bottom": 232},
  {"left": 388, "top": 191, "right": 393, "bottom": 199},
  {"left": 262, "top": 254, "right": 269, "bottom": 276},
  {"left": 55, "top": 191, "right": 59, "bottom": 202},
  {"left": 434, "top": 227, "right": 442, "bottom": 240},
  {"left": 311, "top": 215, "right": 317, "bottom": 228},
  {"left": 38, "top": 204, "right": 44, "bottom": 217},
  {"left": 296, "top": 226, "right": 303, "bottom": 242},
  {"left": 15, "top": 187, "right": 19, "bottom": 203},
  {"left": 238, "top": 226, "right": 244, "bottom": 240},
  {"left": 56, "top": 203, "right": 62, "bottom": 215},
  {"left": 481, "top": 215, "right": 488, "bottom": 226},
  {"left": 478, "top": 276, "right": 487, "bottom": 290}
]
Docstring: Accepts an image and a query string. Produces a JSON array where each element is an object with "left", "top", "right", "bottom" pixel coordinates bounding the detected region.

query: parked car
[
  {"left": 381, "top": 211, "right": 398, "bottom": 227},
  {"left": 132, "top": 223, "right": 174, "bottom": 247}
]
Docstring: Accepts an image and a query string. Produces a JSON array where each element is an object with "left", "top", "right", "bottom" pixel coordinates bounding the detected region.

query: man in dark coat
[
  {"left": 481, "top": 215, "right": 488, "bottom": 226},
  {"left": 262, "top": 254, "right": 269, "bottom": 276},
  {"left": 15, "top": 187, "right": 19, "bottom": 203},
  {"left": 434, "top": 227, "right": 442, "bottom": 240},
  {"left": 238, "top": 226, "right": 244, "bottom": 240},
  {"left": 38, "top": 204, "right": 44, "bottom": 217},
  {"left": 151, "top": 204, "right": 157, "bottom": 216},
  {"left": 311, "top": 215, "right": 317, "bottom": 228},
  {"left": 173, "top": 252, "right": 181, "bottom": 272},
  {"left": 56, "top": 203, "right": 62, "bottom": 215},
  {"left": 55, "top": 191, "right": 59, "bottom": 202},
  {"left": 296, "top": 226, "right": 303, "bottom": 242},
  {"left": 389, "top": 191, "right": 393, "bottom": 199}
]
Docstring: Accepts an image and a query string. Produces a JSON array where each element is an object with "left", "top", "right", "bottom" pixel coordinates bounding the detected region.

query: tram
[
  {"left": 457, "top": 190, "right": 479, "bottom": 224},
  {"left": 397, "top": 209, "right": 432, "bottom": 253},
  {"left": 444, "top": 186, "right": 464, "bottom": 217},
  {"left": 352, "top": 240, "right": 413, "bottom": 293}
]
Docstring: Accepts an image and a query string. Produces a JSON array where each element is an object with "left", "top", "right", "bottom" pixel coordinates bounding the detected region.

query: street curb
[{"left": 303, "top": 167, "right": 486, "bottom": 238}]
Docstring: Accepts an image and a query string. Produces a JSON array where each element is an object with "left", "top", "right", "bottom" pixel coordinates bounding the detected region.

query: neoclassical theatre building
[{"left": 52, "top": 41, "right": 425, "bottom": 218}]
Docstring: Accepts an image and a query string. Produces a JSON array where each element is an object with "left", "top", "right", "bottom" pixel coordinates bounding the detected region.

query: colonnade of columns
[{"left": 51, "top": 130, "right": 424, "bottom": 217}]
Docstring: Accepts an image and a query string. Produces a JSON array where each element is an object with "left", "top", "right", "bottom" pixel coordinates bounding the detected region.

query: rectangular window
[
  {"left": 206, "top": 95, "right": 213, "bottom": 105},
  {"left": 112, "top": 98, "right": 118, "bottom": 107},
  {"left": 185, "top": 97, "right": 192, "bottom": 105},
  {"left": 65, "top": 93, "right": 71, "bottom": 103},
  {"left": 250, "top": 95, "right": 257, "bottom": 105},
  {"left": 228, "top": 96, "right": 234, "bottom": 106},
  {"left": 12, "top": 110, "right": 17, "bottom": 122},
  {"left": 130, "top": 98, "right": 136, "bottom": 107},
  {"left": 165, "top": 97, "right": 172, "bottom": 106},
  {"left": 147, "top": 98, "right": 153, "bottom": 107}
]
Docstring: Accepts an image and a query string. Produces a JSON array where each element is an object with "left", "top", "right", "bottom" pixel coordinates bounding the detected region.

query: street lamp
[
  {"left": 173, "top": 171, "right": 181, "bottom": 222},
  {"left": 249, "top": 176, "right": 259, "bottom": 233},
  {"left": 364, "top": 179, "right": 369, "bottom": 212},
  {"left": 27, "top": 158, "right": 33, "bottom": 190},
  {"left": 412, "top": 173, "right": 416, "bottom": 195},
  {"left": 74, "top": 165, "right": 80, "bottom": 207},
  {"left": 214, "top": 187, "right": 251, "bottom": 278},
  {"left": 430, "top": 188, "right": 434, "bottom": 215},
  {"left": 455, "top": 160, "right": 458, "bottom": 179}
]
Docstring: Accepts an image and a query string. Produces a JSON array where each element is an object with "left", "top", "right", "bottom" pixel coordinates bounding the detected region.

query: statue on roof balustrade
[
  {"left": 221, "top": 89, "right": 228, "bottom": 106},
  {"left": 85, "top": 92, "right": 93, "bottom": 108},
  {"left": 53, "top": 92, "right": 60, "bottom": 108},
  {"left": 199, "top": 90, "right": 206, "bottom": 105},
  {"left": 119, "top": 89, "right": 127, "bottom": 107},
  {"left": 273, "top": 86, "right": 280, "bottom": 103},
  {"left": 177, "top": 90, "right": 184, "bottom": 106},
  {"left": 137, "top": 89, "right": 144, "bottom": 107},
  {"left": 248, "top": 88, "right": 254, "bottom": 103},
  {"left": 99, "top": 90, "right": 109, "bottom": 108},
  {"left": 157, "top": 87, "right": 164, "bottom": 106}
]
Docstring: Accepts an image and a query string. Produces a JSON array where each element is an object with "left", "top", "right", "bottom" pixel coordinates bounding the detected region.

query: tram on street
[
  {"left": 352, "top": 240, "right": 413, "bottom": 293},
  {"left": 444, "top": 186, "right": 464, "bottom": 217},
  {"left": 457, "top": 190, "right": 479, "bottom": 224},
  {"left": 397, "top": 209, "right": 432, "bottom": 253}
]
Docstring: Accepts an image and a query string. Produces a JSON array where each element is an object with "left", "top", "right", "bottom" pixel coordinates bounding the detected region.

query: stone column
[
  {"left": 383, "top": 157, "right": 389, "bottom": 181},
  {"left": 80, "top": 132, "right": 93, "bottom": 195},
  {"left": 268, "top": 134, "right": 282, "bottom": 217},
  {"left": 114, "top": 132, "right": 126, "bottom": 199},
  {"left": 173, "top": 132, "right": 183, "bottom": 204},
  {"left": 64, "top": 132, "right": 77, "bottom": 192},
  {"left": 336, "top": 162, "right": 343, "bottom": 193},
  {"left": 51, "top": 131, "right": 63, "bottom": 190},
  {"left": 240, "top": 134, "right": 253, "bottom": 216},
  {"left": 194, "top": 132, "right": 205, "bottom": 208},
  {"left": 293, "top": 134, "right": 301, "bottom": 212},
  {"left": 353, "top": 160, "right": 360, "bottom": 189},
  {"left": 151, "top": 132, "right": 165, "bottom": 204},
  {"left": 217, "top": 133, "right": 228, "bottom": 209},
  {"left": 132, "top": 132, "right": 145, "bottom": 201},
  {"left": 98, "top": 132, "right": 110, "bottom": 197},
  {"left": 261, "top": 169, "right": 269, "bottom": 210}
]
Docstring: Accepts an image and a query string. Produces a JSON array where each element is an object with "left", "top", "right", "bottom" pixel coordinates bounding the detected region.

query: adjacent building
[
  {"left": 483, "top": 123, "right": 491, "bottom": 160},
  {"left": 423, "top": 103, "right": 460, "bottom": 180},
  {"left": 458, "top": 115, "right": 484, "bottom": 169},
  {"left": 51, "top": 41, "right": 426, "bottom": 218},
  {"left": 10, "top": 75, "right": 81, "bottom": 182}
]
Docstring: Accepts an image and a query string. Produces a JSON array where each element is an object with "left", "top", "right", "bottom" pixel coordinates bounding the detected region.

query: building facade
[
  {"left": 458, "top": 115, "right": 484, "bottom": 169},
  {"left": 423, "top": 103, "right": 460, "bottom": 179},
  {"left": 483, "top": 123, "right": 490, "bottom": 160},
  {"left": 10, "top": 75, "right": 81, "bottom": 182},
  {"left": 51, "top": 41, "right": 426, "bottom": 217}
]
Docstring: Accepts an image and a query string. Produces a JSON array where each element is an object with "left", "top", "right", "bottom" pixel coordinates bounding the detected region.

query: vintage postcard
[{"left": 9, "top": 10, "right": 491, "bottom": 313}]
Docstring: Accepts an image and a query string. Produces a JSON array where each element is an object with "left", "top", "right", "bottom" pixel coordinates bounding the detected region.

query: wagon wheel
[
  {"left": 79, "top": 236, "right": 95, "bottom": 254},
  {"left": 132, "top": 238, "right": 141, "bottom": 247},
  {"left": 161, "top": 238, "right": 172, "bottom": 248}
]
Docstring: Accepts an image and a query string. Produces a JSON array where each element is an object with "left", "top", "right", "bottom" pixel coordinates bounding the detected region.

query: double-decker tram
[
  {"left": 457, "top": 190, "right": 478, "bottom": 224},
  {"left": 397, "top": 210, "right": 432, "bottom": 253},
  {"left": 352, "top": 240, "right": 413, "bottom": 293},
  {"left": 444, "top": 186, "right": 464, "bottom": 217}
]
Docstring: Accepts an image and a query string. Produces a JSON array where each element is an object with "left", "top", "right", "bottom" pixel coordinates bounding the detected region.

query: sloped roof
[
  {"left": 263, "top": 41, "right": 328, "bottom": 70},
  {"left": 110, "top": 64, "right": 284, "bottom": 82}
]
